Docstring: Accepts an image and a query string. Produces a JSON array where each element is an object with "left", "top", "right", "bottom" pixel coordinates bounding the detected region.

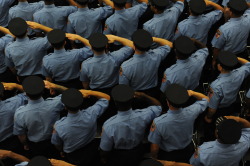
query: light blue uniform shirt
[
  {"left": 13, "top": 96, "right": 64, "bottom": 142},
  {"left": 5, "top": 36, "right": 51, "bottom": 76},
  {"left": 100, "top": 106, "right": 162, "bottom": 151},
  {"left": 52, "top": 98, "right": 109, "bottom": 153},
  {"left": 42, "top": 47, "right": 93, "bottom": 82},
  {"left": 119, "top": 45, "right": 171, "bottom": 90},
  {"left": 212, "top": 16, "right": 250, "bottom": 54},
  {"left": 15, "top": 162, "right": 28, "bottom": 166},
  {"left": 0, "top": 34, "right": 13, "bottom": 74},
  {"left": 148, "top": 99, "right": 208, "bottom": 152},
  {"left": 80, "top": 46, "right": 134, "bottom": 89},
  {"left": 8, "top": 1, "right": 44, "bottom": 35},
  {"left": 246, "top": 89, "right": 250, "bottom": 98},
  {"left": 190, "top": 128, "right": 250, "bottom": 166},
  {"left": 0, "top": 93, "right": 28, "bottom": 142},
  {"left": 67, "top": 6, "right": 113, "bottom": 39},
  {"left": 209, "top": 63, "right": 250, "bottom": 110},
  {"left": 33, "top": 4, "right": 77, "bottom": 32},
  {"left": 161, "top": 48, "right": 209, "bottom": 92},
  {"left": 0, "top": 0, "right": 15, "bottom": 27},
  {"left": 103, "top": 3, "right": 147, "bottom": 41},
  {"left": 143, "top": 1, "right": 184, "bottom": 42},
  {"left": 175, "top": 10, "right": 222, "bottom": 44}
]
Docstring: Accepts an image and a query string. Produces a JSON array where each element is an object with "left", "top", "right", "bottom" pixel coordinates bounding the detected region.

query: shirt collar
[
  {"left": 168, "top": 108, "right": 182, "bottom": 114},
  {"left": 54, "top": 48, "right": 66, "bottom": 54},
  {"left": 78, "top": 7, "right": 89, "bottom": 12},
  {"left": 18, "top": 1, "right": 29, "bottom": 6},
  {"left": 94, "top": 53, "right": 106, "bottom": 58},
  {"left": 115, "top": 9, "right": 125, "bottom": 13},
  {"left": 176, "top": 59, "right": 189, "bottom": 64},
  {"left": 67, "top": 111, "right": 80, "bottom": 118},
  {"left": 134, "top": 53, "right": 146, "bottom": 58},
  {"left": 28, "top": 97, "right": 44, "bottom": 105},
  {"left": 45, "top": 4, "right": 55, "bottom": 8},
  {"left": 189, "top": 15, "right": 201, "bottom": 19},
  {"left": 229, "top": 17, "right": 241, "bottom": 22},
  {"left": 154, "top": 13, "right": 165, "bottom": 18},
  {"left": 215, "top": 140, "right": 234, "bottom": 148},
  {"left": 16, "top": 37, "right": 29, "bottom": 42},
  {"left": 218, "top": 72, "right": 231, "bottom": 78},
  {"left": 117, "top": 109, "right": 133, "bottom": 116}
]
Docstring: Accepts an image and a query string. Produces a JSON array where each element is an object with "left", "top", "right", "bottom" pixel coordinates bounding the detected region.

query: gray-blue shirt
[{"left": 0, "top": 34, "right": 13, "bottom": 74}]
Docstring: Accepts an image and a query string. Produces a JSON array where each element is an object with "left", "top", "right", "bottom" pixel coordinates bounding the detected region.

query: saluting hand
[
  {"left": 2, "top": 83, "right": 18, "bottom": 91},
  {"left": 66, "top": 33, "right": 79, "bottom": 41},
  {"left": 26, "top": 21, "right": 41, "bottom": 29},
  {"left": 79, "top": 89, "right": 91, "bottom": 98},
  {"left": 0, "top": 150, "right": 11, "bottom": 159},
  {"left": 106, "top": 35, "right": 116, "bottom": 43}
]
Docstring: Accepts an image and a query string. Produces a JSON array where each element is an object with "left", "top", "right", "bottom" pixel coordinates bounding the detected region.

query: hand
[
  {"left": 158, "top": 160, "right": 176, "bottom": 166},
  {"left": 60, "top": 151, "right": 65, "bottom": 158},
  {"left": 26, "top": 21, "right": 41, "bottom": 29},
  {"left": 204, "top": 0, "right": 211, "bottom": 6},
  {"left": 0, "top": 150, "right": 11, "bottom": 159},
  {"left": 79, "top": 89, "right": 91, "bottom": 98},
  {"left": 224, "top": 116, "right": 240, "bottom": 122},
  {"left": 106, "top": 35, "right": 116, "bottom": 43},
  {"left": 24, "top": 145, "right": 29, "bottom": 151},
  {"left": 204, "top": 116, "right": 213, "bottom": 123},
  {"left": 2, "top": 83, "right": 17, "bottom": 91},
  {"left": 134, "top": 92, "right": 146, "bottom": 98},
  {"left": 66, "top": 33, "right": 79, "bottom": 41},
  {"left": 187, "top": 90, "right": 193, "bottom": 97},
  {"left": 44, "top": 81, "right": 57, "bottom": 90}
]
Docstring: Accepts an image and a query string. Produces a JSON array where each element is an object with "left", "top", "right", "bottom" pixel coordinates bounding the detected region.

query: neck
[
  {"left": 79, "top": 5, "right": 88, "bottom": 8},
  {"left": 169, "top": 105, "right": 179, "bottom": 111},
  {"left": 135, "top": 49, "right": 145, "bottom": 55},
  {"left": 94, "top": 50, "right": 105, "bottom": 55}
]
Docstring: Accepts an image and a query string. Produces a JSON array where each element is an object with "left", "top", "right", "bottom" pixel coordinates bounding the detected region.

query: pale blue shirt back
[
  {"left": 143, "top": 2, "right": 184, "bottom": 42},
  {"left": 0, "top": 93, "right": 28, "bottom": 142},
  {"left": 5, "top": 37, "right": 51, "bottom": 76},
  {"left": 175, "top": 10, "right": 222, "bottom": 44},
  {"left": 103, "top": 3, "right": 147, "bottom": 41},
  {"left": 100, "top": 106, "right": 162, "bottom": 151},
  {"left": 211, "top": 16, "right": 250, "bottom": 54},
  {"left": 190, "top": 128, "right": 250, "bottom": 166},
  {"left": 67, "top": 6, "right": 113, "bottom": 39},
  {"left": 209, "top": 63, "right": 250, "bottom": 109},
  {"left": 148, "top": 99, "right": 208, "bottom": 152},
  {"left": 13, "top": 96, "right": 64, "bottom": 142},
  {"left": 42, "top": 47, "right": 93, "bottom": 82},
  {"left": 33, "top": 4, "right": 77, "bottom": 32},
  {"left": 119, "top": 45, "right": 171, "bottom": 90},
  {"left": 0, "top": 35, "right": 13, "bottom": 74},
  {"left": 0, "top": 0, "right": 15, "bottom": 27},
  {"left": 51, "top": 98, "right": 109, "bottom": 153},
  {"left": 80, "top": 46, "right": 134, "bottom": 89},
  {"left": 160, "top": 48, "right": 209, "bottom": 92}
]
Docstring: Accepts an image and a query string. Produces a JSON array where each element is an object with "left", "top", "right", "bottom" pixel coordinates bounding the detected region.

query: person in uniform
[
  {"left": 119, "top": 29, "right": 172, "bottom": 98},
  {"left": 0, "top": 0, "right": 15, "bottom": 27},
  {"left": 205, "top": 51, "right": 250, "bottom": 123},
  {"left": 4, "top": 19, "right": 53, "bottom": 83},
  {"left": 143, "top": 0, "right": 184, "bottom": 44},
  {"left": 103, "top": 0, "right": 148, "bottom": 49},
  {"left": 148, "top": 84, "right": 209, "bottom": 163},
  {"left": 52, "top": 88, "right": 110, "bottom": 166},
  {"left": 190, "top": 116, "right": 250, "bottom": 166},
  {"left": 0, "top": 26, "right": 15, "bottom": 82},
  {"left": 174, "top": 0, "right": 223, "bottom": 45},
  {"left": 43, "top": 30, "right": 93, "bottom": 89},
  {"left": 8, "top": 0, "right": 44, "bottom": 36},
  {"left": 13, "top": 76, "right": 66, "bottom": 158},
  {"left": 160, "top": 36, "right": 208, "bottom": 92},
  {"left": 211, "top": 0, "right": 250, "bottom": 60},
  {"left": 80, "top": 33, "right": 134, "bottom": 91},
  {"left": 100, "top": 84, "right": 162, "bottom": 166},
  {"left": 67, "top": 0, "right": 113, "bottom": 39},
  {"left": 33, "top": 0, "right": 77, "bottom": 35}
]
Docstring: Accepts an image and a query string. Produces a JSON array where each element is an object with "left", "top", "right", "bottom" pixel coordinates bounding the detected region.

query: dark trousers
[
  {"left": 54, "top": 77, "right": 82, "bottom": 89},
  {"left": 66, "top": 139, "right": 100, "bottom": 166},
  {"left": 0, "top": 68, "right": 17, "bottom": 83},
  {"left": 107, "top": 144, "right": 144, "bottom": 166},
  {"left": 158, "top": 142, "right": 194, "bottom": 163}
]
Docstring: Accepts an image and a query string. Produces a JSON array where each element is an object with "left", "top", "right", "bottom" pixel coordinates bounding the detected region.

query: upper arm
[{"left": 100, "top": 128, "right": 113, "bottom": 151}]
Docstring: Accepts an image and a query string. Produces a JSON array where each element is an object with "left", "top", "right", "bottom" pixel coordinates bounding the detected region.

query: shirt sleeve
[
  {"left": 0, "top": 34, "right": 13, "bottom": 51},
  {"left": 65, "top": 6, "right": 77, "bottom": 16},
  {"left": 241, "top": 128, "right": 250, "bottom": 148},
  {"left": 129, "top": 3, "right": 147, "bottom": 18},
  {"left": 66, "top": 20, "right": 75, "bottom": 34},
  {"left": 111, "top": 46, "right": 134, "bottom": 65},
  {"left": 148, "top": 121, "right": 162, "bottom": 144},
  {"left": 103, "top": 22, "right": 113, "bottom": 35},
  {"left": 192, "top": 48, "right": 209, "bottom": 60},
  {"left": 80, "top": 63, "right": 90, "bottom": 82},
  {"left": 144, "top": 106, "right": 162, "bottom": 121},
  {"left": 170, "top": 1, "right": 184, "bottom": 17},
  {"left": 188, "top": 98, "right": 209, "bottom": 117},
  {"left": 160, "top": 72, "right": 171, "bottom": 93},
  {"left": 237, "top": 62, "right": 250, "bottom": 79},
  {"left": 37, "top": 37, "right": 51, "bottom": 50},
  {"left": 189, "top": 151, "right": 202, "bottom": 166},
  {"left": 15, "top": 162, "right": 29, "bottom": 166},
  {"left": 211, "top": 28, "right": 226, "bottom": 49},
  {"left": 208, "top": 87, "right": 221, "bottom": 110},
  {"left": 151, "top": 45, "right": 171, "bottom": 61},
  {"left": 13, "top": 113, "right": 26, "bottom": 135},
  {"left": 42, "top": 62, "right": 51, "bottom": 77},
  {"left": 119, "top": 67, "right": 130, "bottom": 85},
  {"left": 96, "top": 5, "right": 113, "bottom": 21},
  {"left": 51, "top": 127, "right": 63, "bottom": 146},
  {"left": 75, "top": 46, "right": 93, "bottom": 62},
  {"left": 87, "top": 98, "right": 109, "bottom": 119},
  {"left": 206, "top": 10, "right": 223, "bottom": 25},
  {"left": 5, "top": 46, "right": 15, "bottom": 68},
  {"left": 100, "top": 128, "right": 114, "bottom": 151}
]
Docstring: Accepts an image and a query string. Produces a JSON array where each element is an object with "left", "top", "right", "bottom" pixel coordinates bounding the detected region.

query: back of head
[
  {"left": 22, "top": 76, "right": 45, "bottom": 100},
  {"left": 217, "top": 51, "right": 239, "bottom": 71},
  {"left": 75, "top": 0, "right": 89, "bottom": 6},
  {"left": 47, "top": 29, "right": 66, "bottom": 49},
  {"left": 61, "top": 88, "right": 84, "bottom": 111},
  {"left": 227, "top": 0, "right": 248, "bottom": 16},
  {"left": 89, "top": 33, "right": 108, "bottom": 52},
  {"left": 174, "top": 36, "right": 196, "bottom": 59},
  {"left": 113, "top": 0, "right": 126, "bottom": 8},
  {"left": 0, "top": 83, "right": 4, "bottom": 99},
  {"left": 132, "top": 29, "right": 153, "bottom": 52},
  {"left": 150, "top": 0, "right": 169, "bottom": 12},
  {"left": 111, "top": 85, "right": 134, "bottom": 111},
  {"left": 27, "top": 156, "right": 52, "bottom": 166},
  {"left": 44, "top": 0, "right": 54, "bottom": 4},
  {"left": 189, "top": 0, "right": 206, "bottom": 16},
  {"left": 164, "top": 84, "right": 189, "bottom": 108},
  {"left": 8, "top": 17, "right": 28, "bottom": 38}
]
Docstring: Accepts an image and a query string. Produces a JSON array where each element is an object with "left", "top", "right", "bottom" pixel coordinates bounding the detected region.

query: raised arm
[
  {"left": 191, "top": 38, "right": 207, "bottom": 49},
  {"left": 238, "top": 57, "right": 249, "bottom": 65},
  {"left": 188, "top": 90, "right": 209, "bottom": 101},
  {"left": 80, "top": 89, "right": 111, "bottom": 100},
  {"left": 66, "top": 0, "right": 81, "bottom": 7},
  {"left": 66, "top": 33, "right": 91, "bottom": 47},
  {"left": 0, "top": 150, "right": 30, "bottom": 163},
  {"left": 2, "top": 83, "right": 23, "bottom": 92},
  {"left": 101, "top": 0, "right": 115, "bottom": 8},
  {"left": 134, "top": 92, "right": 162, "bottom": 106},
  {"left": 44, "top": 81, "right": 68, "bottom": 93},
  {"left": 0, "top": 26, "right": 14, "bottom": 37},
  {"left": 153, "top": 37, "right": 173, "bottom": 48},
  {"left": 225, "top": 116, "right": 250, "bottom": 128},
  {"left": 106, "top": 35, "right": 134, "bottom": 48},
  {"left": 205, "top": 0, "right": 224, "bottom": 12},
  {"left": 26, "top": 21, "right": 53, "bottom": 33}
]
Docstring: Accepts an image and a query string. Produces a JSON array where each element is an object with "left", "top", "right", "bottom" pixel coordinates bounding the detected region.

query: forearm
[
  {"left": 113, "top": 36, "right": 133, "bottom": 48},
  {"left": 207, "top": 1, "right": 224, "bottom": 12},
  {"left": 15, "top": 84, "right": 23, "bottom": 92},
  {"left": 88, "top": 90, "right": 111, "bottom": 100},
  {"left": 67, "top": 0, "right": 80, "bottom": 7},
  {"left": 206, "top": 107, "right": 216, "bottom": 119},
  {"left": 76, "top": 35, "right": 91, "bottom": 47},
  {"left": 192, "top": 38, "right": 206, "bottom": 49},
  {"left": 189, "top": 90, "right": 209, "bottom": 101},
  {"left": 238, "top": 117, "right": 250, "bottom": 128},
  {"left": 38, "top": 24, "right": 53, "bottom": 33},
  {"left": 238, "top": 57, "right": 249, "bottom": 65},
  {"left": 0, "top": 27, "right": 14, "bottom": 36},
  {"left": 7, "top": 151, "right": 30, "bottom": 163},
  {"left": 150, "top": 143, "right": 159, "bottom": 159},
  {"left": 142, "top": 93, "right": 161, "bottom": 106},
  {"left": 103, "top": 0, "right": 114, "bottom": 8},
  {"left": 18, "top": 135, "right": 28, "bottom": 146},
  {"left": 153, "top": 37, "right": 173, "bottom": 48},
  {"left": 82, "top": 82, "right": 90, "bottom": 90}
]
